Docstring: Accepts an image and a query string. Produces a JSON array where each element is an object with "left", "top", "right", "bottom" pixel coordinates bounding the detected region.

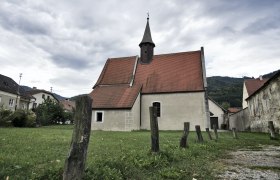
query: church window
[
  {"left": 96, "top": 111, "right": 104, "bottom": 122},
  {"left": 152, "top": 102, "right": 161, "bottom": 117}
]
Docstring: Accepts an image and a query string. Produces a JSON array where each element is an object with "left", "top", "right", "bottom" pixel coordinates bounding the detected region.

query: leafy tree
[{"left": 35, "top": 99, "right": 65, "bottom": 125}]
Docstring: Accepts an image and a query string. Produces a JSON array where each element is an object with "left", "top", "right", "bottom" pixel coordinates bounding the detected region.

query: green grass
[{"left": 0, "top": 126, "right": 279, "bottom": 179}]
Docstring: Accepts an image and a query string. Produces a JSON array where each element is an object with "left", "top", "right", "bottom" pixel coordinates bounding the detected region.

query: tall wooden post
[
  {"left": 206, "top": 128, "right": 212, "bottom": 140},
  {"left": 180, "top": 122, "right": 190, "bottom": 148},
  {"left": 63, "top": 96, "right": 92, "bottom": 180},
  {"left": 195, "top": 125, "right": 204, "bottom": 142},
  {"left": 213, "top": 124, "right": 218, "bottom": 140},
  {"left": 232, "top": 128, "right": 238, "bottom": 139},
  {"left": 268, "top": 121, "right": 277, "bottom": 140},
  {"left": 149, "top": 106, "right": 159, "bottom": 152}
]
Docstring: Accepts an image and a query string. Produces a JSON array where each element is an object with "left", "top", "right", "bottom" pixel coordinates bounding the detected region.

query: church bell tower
[{"left": 139, "top": 15, "right": 155, "bottom": 64}]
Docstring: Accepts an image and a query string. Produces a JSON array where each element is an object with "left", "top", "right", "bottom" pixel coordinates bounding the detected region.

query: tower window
[{"left": 152, "top": 102, "right": 161, "bottom": 117}]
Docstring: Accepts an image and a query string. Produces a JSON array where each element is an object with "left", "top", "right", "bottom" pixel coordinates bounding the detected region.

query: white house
[
  {"left": 89, "top": 18, "right": 210, "bottom": 131},
  {"left": 27, "top": 88, "right": 59, "bottom": 109},
  {"left": 0, "top": 74, "right": 31, "bottom": 111},
  {"left": 208, "top": 97, "right": 227, "bottom": 129}
]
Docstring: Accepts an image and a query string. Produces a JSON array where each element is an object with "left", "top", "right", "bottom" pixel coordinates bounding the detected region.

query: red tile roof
[
  {"left": 60, "top": 100, "right": 75, "bottom": 112},
  {"left": 94, "top": 56, "right": 137, "bottom": 87},
  {"left": 245, "top": 78, "right": 268, "bottom": 96},
  {"left": 228, "top": 107, "right": 241, "bottom": 113},
  {"left": 90, "top": 50, "right": 205, "bottom": 109},
  {"left": 90, "top": 84, "right": 141, "bottom": 109},
  {"left": 135, "top": 51, "right": 204, "bottom": 93}
]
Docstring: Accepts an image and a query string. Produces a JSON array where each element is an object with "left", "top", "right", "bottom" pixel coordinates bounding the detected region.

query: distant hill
[
  {"left": 207, "top": 69, "right": 279, "bottom": 109},
  {"left": 21, "top": 85, "right": 68, "bottom": 101},
  {"left": 69, "top": 94, "right": 89, "bottom": 101}
]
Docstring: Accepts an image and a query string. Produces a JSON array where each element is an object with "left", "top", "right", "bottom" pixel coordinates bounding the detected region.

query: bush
[
  {"left": 26, "top": 111, "right": 36, "bottom": 127},
  {"left": 0, "top": 107, "right": 13, "bottom": 127},
  {"left": 11, "top": 110, "right": 27, "bottom": 127}
]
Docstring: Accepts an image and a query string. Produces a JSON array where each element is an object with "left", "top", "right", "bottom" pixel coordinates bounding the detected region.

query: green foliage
[
  {"left": 0, "top": 106, "right": 13, "bottom": 127},
  {"left": 0, "top": 127, "right": 279, "bottom": 179},
  {"left": 35, "top": 99, "right": 65, "bottom": 125},
  {"left": 11, "top": 109, "right": 27, "bottom": 127},
  {"left": 26, "top": 111, "right": 36, "bottom": 127},
  {"left": 207, "top": 76, "right": 244, "bottom": 107}
]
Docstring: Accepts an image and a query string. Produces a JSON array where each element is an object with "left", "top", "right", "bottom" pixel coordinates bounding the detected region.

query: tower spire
[{"left": 139, "top": 15, "right": 155, "bottom": 64}]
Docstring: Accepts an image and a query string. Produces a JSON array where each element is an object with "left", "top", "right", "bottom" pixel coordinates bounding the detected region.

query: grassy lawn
[{"left": 0, "top": 126, "right": 279, "bottom": 179}]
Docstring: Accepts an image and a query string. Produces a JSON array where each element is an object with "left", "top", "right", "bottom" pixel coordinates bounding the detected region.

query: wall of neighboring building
[
  {"left": 208, "top": 99, "right": 225, "bottom": 129},
  {"left": 30, "top": 92, "right": 57, "bottom": 109},
  {"left": 0, "top": 90, "right": 18, "bottom": 111},
  {"left": 229, "top": 108, "right": 249, "bottom": 131},
  {"left": 247, "top": 76, "right": 280, "bottom": 132},
  {"left": 242, "top": 82, "right": 249, "bottom": 109},
  {"left": 91, "top": 94, "right": 141, "bottom": 131},
  {"left": 140, "top": 92, "right": 207, "bottom": 131}
]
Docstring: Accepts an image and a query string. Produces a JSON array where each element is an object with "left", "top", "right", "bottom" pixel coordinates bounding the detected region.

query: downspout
[{"left": 201, "top": 47, "right": 210, "bottom": 128}]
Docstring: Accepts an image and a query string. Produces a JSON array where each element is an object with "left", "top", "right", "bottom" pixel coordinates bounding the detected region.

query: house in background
[
  {"left": 242, "top": 76, "right": 268, "bottom": 108},
  {"left": 208, "top": 97, "right": 227, "bottom": 129},
  {"left": 89, "top": 17, "right": 210, "bottom": 131},
  {"left": 246, "top": 70, "right": 280, "bottom": 132},
  {"left": 0, "top": 74, "right": 32, "bottom": 111},
  {"left": 60, "top": 99, "right": 75, "bottom": 112},
  {"left": 27, "top": 88, "right": 59, "bottom": 110}
]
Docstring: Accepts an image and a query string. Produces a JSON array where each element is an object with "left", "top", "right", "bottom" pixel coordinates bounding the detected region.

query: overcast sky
[{"left": 0, "top": 0, "right": 280, "bottom": 97}]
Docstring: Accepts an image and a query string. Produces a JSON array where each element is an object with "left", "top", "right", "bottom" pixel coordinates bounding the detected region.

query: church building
[{"left": 89, "top": 17, "right": 210, "bottom": 131}]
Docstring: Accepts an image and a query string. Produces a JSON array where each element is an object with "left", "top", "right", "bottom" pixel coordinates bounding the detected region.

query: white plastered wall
[{"left": 140, "top": 92, "right": 207, "bottom": 131}]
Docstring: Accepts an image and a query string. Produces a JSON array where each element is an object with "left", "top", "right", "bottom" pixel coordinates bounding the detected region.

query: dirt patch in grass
[{"left": 217, "top": 145, "right": 280, "bottom": 179}]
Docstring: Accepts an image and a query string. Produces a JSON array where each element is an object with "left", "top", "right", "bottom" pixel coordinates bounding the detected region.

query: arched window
[{"left": 152, "top": 102, "right": 161, "bottom": 117}]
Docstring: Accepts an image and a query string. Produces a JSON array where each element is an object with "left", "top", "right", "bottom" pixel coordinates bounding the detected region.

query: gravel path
[{"left": 217, "top": 145, "right": 280, "bottom": 179}]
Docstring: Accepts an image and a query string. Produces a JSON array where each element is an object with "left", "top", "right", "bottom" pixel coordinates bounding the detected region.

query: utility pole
[
  {"left": 50, "top": 87, "right": 53, "bottom": 93},
  {"left": 15, "top": 73, "right": 22, "bottom": 111}
]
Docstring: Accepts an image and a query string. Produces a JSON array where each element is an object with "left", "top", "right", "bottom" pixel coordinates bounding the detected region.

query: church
[{"left": 89, "top": 17, "right": 210, "bottom": 131}]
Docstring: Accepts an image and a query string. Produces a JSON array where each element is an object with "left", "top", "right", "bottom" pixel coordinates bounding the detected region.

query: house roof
[
  {"left": 60, "top": 99, "right": 75, "bottom": 111},
  {"left": 94, "top": 56, "right": 137, "bottom": 87},
  {"left": 0, "top": 74, "right": 31, "bottom": 99},
  {"left": 90, "top": 50, "right": 205, "bottom": 109},
  {"left": 135, "top": 51, "right": 204, "bottom": 93},
  {"left": 27, "top": 89, "right": 59, "bottom": 102},
  {"left": 244, "top": 77, "right": 268, "bottom": 96},
  {"left": 246, "top": 70, "right": 280, "bottom": 100},
  {"left": 228, "top": 107, "right": 242, "bottom": 113},
  {"left": 90, "top": 84, "right": 141, "bottom": 109}
]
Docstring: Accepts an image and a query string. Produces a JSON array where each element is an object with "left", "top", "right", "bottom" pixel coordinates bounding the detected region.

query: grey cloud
[
  {"left": 50, "top": 76, "right": 92, "bottom": 87},
  {"left": 243, "top": 16, "right": 280, "bottom": 34},
  {"left": 51, "top": 54, "right": 90, "bottom": 70}
]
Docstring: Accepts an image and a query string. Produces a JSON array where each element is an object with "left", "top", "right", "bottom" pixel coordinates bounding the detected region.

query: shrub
[
  {"left": 0, "top": 106, "right": 13, "bottom": 127},
  {"left": 11, "top": 109, "right": 27, "bottom": 127},
  {"left": 26, "top": 111, "right": 36, "bottom": 127}
]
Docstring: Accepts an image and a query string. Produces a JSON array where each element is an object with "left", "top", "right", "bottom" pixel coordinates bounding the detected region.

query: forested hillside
[{"left": 207, "top": 70, "right": 279, "bottom": 108}]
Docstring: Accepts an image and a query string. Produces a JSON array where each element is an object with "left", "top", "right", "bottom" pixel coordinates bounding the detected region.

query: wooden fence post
[
  {"left": 63, "top": 96, "right": 92, "bottom": 180},
  {"left": 232, "top": 128, "right": 238, "bottom": 139},
  {"left": 195, "top": 125, "right": 204, "bottom": 142},
  {"left": 149, "top": 106, "right": 159, "bottom": 152},
  {"left": 213, "top": 124, "right": 218, "bottom": 140},
  {"left": 206, "top": 128, "right": 212, "bottom": 140},
  {"left": 180, "top": 122, "right": 190, "bottom": 148},
  {"left": 268, "top": 121, "right": 277, "bottom": 140}
]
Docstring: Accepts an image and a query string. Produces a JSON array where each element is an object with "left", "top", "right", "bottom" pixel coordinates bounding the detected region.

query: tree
[{"left": 35, "top": 99, "right": 64, "bottom": 125}]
